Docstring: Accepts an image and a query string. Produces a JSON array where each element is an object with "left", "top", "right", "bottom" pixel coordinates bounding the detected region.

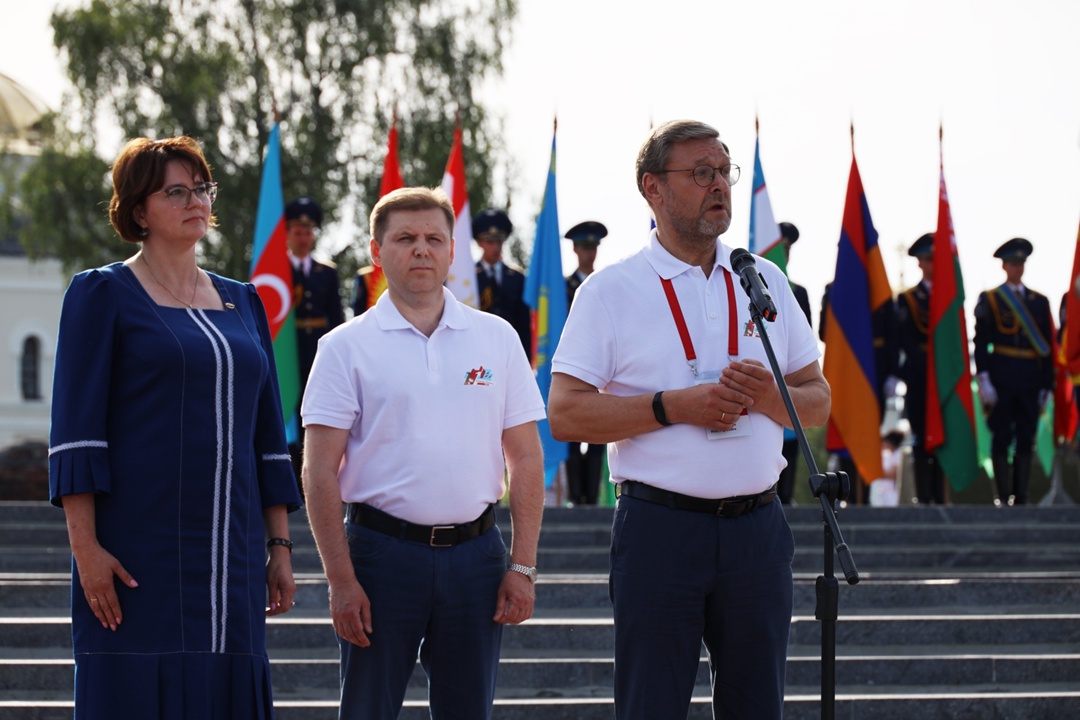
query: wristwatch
[{"left": 508, "top": 563, "right": 538, "bottom": 583}]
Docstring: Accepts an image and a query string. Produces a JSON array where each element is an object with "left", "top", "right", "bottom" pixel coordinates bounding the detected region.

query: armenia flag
[
  {"left": 249, "top": 124, "right": 300, "bottom": 438},
  {"left": 821, "top": 135, "right": 891, "bottom": 483},
  {"left": 523, "top": 122, "right": 568, "bottom": 483}
]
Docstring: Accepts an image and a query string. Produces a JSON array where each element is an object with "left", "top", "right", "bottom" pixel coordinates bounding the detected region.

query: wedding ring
[{"left": 720, "top": 412, "right": 728, "bottom": 423}]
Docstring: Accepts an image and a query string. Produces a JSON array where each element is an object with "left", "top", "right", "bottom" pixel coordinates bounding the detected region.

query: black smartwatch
[{"left": 652, "top": 391, "right": 672, "bottom": 427}]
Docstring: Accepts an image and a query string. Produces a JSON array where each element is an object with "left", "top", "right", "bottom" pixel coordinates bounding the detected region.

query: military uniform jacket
[
  {"left": 477, "top": 260, "right": 532, "bottom": 360},
  {"left": 293, "top": 259, "right": 345, "bottom": 388},
  {"left": 973, "top": 283, "right": 1054, "bottom": 392},
  {"left": 896, "top": 282, "right": 930, "bottom": 389}
]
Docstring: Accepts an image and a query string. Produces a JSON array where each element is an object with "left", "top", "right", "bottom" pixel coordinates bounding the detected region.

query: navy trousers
[
  {"left": 610, "top": 494, "right": 794, "bottom": 720},
  {"left": 337, "top": 522, "right": 507, "bottom": 720}
]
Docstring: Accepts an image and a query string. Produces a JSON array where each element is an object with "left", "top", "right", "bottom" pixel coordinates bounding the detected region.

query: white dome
[{"left": 0, "top": 72, "right": 51, "bottom": 144}]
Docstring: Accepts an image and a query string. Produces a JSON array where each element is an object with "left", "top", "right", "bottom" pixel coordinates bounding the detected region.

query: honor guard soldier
[
  {"left": 286, "top": 197, "right": 345, "bottom": 482},
  {"left": 564, "top": 221, "right": 608, "bottom": 505},
  {"left": 897, "top": 233, "right": 946, "bottom": 504},
  {"left": 974, "top": 238, "right": 1054, "bottom": 505},
  {"left": 474, "top": 208, "right": 532, "bottom": 359}
]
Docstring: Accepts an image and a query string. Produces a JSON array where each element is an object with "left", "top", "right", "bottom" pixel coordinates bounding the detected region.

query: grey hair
[{"left": 635, "top": 120, "right": 728, "bottom": 199}]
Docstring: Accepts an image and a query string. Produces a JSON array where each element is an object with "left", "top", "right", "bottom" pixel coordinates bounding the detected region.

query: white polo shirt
[
  {"left": 302, "top": 286, "right": 545, "bottom": 525},
  {"left": 552, "top": 231, "right": 820, "bottom": 498}
]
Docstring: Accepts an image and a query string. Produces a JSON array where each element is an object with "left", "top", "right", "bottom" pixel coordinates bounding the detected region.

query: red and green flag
[
  {"left": 925, "top": 128, "right": 978, "bottom": 491},
  {"left": 248, "top": 124, "right": 300, "bottom": 440}
]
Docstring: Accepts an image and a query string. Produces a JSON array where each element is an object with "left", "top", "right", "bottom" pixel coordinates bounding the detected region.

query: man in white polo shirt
[
  {"left": 301, "top": 186, "right": 545, "bottom": 720},
  {"left": 549, "top": 120, "right": 830, "bottom": 720}
]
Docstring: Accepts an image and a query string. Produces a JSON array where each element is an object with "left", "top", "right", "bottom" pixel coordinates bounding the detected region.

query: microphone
[{"left": 729, "top": 248, "right": 778, "bottom": 322}]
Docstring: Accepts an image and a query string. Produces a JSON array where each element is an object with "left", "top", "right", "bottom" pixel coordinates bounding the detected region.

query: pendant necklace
[{"left": 141, "top": 253, "right": 200, "bottom": 309}]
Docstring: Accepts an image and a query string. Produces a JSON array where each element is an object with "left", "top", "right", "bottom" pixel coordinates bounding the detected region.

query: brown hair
[
  {"left": 369, "top": 187, "right": 455, "bottom": 244},
  {"left": 108, "top": 136, "right": 217, "bottom": 243}
]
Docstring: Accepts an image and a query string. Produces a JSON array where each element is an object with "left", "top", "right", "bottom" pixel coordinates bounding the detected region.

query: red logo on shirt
[
  {"left": 743, "top": 319, "right": 761, "bottom": 338},
  {"left": 464, "top": 366, "right": 495, "bottom": 386}
]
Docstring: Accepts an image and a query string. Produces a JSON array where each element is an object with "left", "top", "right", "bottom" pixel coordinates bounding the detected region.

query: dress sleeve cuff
[
  {"left": 258, "top": 453, "right": 303, "bottom": 512},
  {"left": 48, "top": 445, "right": 112, "bottom": 507}
]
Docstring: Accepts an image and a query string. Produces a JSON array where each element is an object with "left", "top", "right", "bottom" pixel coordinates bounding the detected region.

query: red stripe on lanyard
[{"left": 659, "top": 268, "right": 739, "bottom": 376}]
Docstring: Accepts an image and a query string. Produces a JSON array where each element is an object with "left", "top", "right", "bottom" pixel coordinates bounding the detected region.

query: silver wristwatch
[{"left": 508, "top": 563, "right": 538, "bottom": 583}]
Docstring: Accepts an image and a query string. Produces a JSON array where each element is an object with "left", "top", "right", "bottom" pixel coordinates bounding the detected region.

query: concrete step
[
  {"left": 5, "top": 645, "right": 1079, "bottom": 694},
  {"left": 4, "top": 572, "right": 1079, "bottom": 613},
  {"left": 4, "top": 612, "right": 1079, "bottom": 651},
  {"left": 4, "top": 687, "right": 1080, "bottom": 720},
  {"left": 6, "top": 541, "right": 1080, "bottom": 575}
]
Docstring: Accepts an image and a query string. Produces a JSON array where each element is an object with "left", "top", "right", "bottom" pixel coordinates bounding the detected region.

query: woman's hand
[
  {"left": 265, "top": 548, "right": 297, "bottom": 616},
  {"left": 73, "top": 544, "right": 137, "bottom": 631}
]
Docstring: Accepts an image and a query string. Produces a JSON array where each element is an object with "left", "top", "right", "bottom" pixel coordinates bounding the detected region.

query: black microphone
[{"left": 729, "top": 248, "right": 778, "bottom": 322}]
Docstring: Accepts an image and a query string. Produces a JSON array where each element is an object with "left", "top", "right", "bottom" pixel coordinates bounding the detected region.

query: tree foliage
[{"left": 14, "top": 0, "right": 516, "bottom": 279}]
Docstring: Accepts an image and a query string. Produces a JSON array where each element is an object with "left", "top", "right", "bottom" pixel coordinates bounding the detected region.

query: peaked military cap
[
  {"left": 285, "top": 197, "right": 323, "bottom": 228},
  {"left": 564, "top": 221, "right": 608, "bottom": 247},
  {"left": 473, "top": 208, "right": 513, "bottom": 242},
  {"left": 908, "top": 233, "right": 935, "bottom": 259},
  {"left": 993, "top": 237, "right": 1033, "bottom": 262},
  {"left": 778, "top": 222, "right": 800, "bottom": 243}
]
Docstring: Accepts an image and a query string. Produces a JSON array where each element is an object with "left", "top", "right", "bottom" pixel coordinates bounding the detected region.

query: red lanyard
[{"left": 659, "top": 268, "right": 739, "bottom": 376}]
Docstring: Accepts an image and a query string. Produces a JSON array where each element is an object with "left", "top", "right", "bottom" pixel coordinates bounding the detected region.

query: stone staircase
[{"left": 2, "top": 500, "right": 1079, "bottom": 719}]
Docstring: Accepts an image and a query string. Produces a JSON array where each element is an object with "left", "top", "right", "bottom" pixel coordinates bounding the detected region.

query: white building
[{"left": 0, "top": 72, "right": 66, "bottom": 449}]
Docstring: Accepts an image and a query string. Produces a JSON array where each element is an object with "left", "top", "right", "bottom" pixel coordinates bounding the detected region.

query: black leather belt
[
  {"left": 345, "top": 503, "right": 495, "bottom": 547},
  {"left": 619, "top": 480, "right": 777, "bottom": 519}
]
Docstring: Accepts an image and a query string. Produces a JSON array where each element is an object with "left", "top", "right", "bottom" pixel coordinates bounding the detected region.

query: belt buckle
[
  {"left": 715, "top": 500, "right": 727, "bottom": 517},
  {"left": 429, "top": 525, "right": 455, "bottom": 547}
]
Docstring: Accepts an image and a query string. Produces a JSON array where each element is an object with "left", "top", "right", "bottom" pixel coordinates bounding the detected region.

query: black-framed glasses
[
  {"left": 655, "top": 164, "right": 740, "bottom": 188},
  {"left": 150, "top": 182, "right": 219, "bottom": 209}
]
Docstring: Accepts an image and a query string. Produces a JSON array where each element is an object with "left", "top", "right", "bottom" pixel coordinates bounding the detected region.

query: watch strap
[
  {"left": 508, "top": 562, "right": 537, "bottom": 582},
  {"left": 652, "top": 391, "right": 672, "bottom": 427}
]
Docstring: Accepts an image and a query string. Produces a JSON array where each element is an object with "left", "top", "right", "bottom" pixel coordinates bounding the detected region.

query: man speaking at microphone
[{"left": 549, "top": 119, "right": 830, "bottom": 720}]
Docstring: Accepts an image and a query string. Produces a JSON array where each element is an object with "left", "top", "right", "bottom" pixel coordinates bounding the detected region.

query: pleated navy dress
[{"left": 49, "top": 263, "right": 302, "bottom": 720}]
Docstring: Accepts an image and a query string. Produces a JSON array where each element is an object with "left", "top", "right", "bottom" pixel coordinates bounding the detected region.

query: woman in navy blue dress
[{"left": 49, "top": 136, "right": 302, "bottom": 719}]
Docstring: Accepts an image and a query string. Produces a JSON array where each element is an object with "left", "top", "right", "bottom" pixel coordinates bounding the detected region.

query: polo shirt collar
[
  {"left": 644, "top": 228, "right": 732, "bottom": 279},
  {"left": 372, "top": 286, "right": 469, "bottom": 332}
]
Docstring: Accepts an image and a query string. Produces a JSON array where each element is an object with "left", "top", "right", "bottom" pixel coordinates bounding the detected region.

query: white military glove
[{"left": 977, "top": 372, "right": 998, "bottom": 407}]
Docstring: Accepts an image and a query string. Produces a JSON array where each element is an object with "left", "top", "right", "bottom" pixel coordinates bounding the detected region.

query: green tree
[{"left": 14, "top": 0, "right": 515, "bottom": 279}]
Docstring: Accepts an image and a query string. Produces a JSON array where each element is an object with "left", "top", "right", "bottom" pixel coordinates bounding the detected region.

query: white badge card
[{"left": 695, "top": 370, "right": 754, "bottom": 440}]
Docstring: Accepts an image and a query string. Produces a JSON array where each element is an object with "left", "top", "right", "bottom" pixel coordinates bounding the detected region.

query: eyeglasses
[
  {"left": 655, "top": 164, "right": 741, "bottom": 188},
  {"left": 150, "top": 182, "right": 219, "bottom": 209}
]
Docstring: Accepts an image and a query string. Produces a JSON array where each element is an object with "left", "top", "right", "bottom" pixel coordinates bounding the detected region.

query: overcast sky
[{"left": 6, "top": 0, "right": 1080, "bottom": 329}]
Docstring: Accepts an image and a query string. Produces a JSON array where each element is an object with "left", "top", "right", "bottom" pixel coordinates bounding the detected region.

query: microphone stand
[{"left": 741, "top": 288, "right": 860, "bottom": 720}]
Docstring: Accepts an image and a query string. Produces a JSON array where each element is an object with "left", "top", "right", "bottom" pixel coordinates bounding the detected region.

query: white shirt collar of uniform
[
  {"left": 287, "top": 251, "right": 311, "bottom": 274},
  {"left": 372, "top": 285, "right": 469, "bottom": 332},
  {"left": 643, "top": 228, "right": 729, "bottom": 280},
  {"left": 1006, "top": 282, "right": 1025, "bottom": 294}
]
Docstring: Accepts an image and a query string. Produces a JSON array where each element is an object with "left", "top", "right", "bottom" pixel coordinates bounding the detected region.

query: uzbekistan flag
[
  {"left": 748, "top": 121, "right": 785, "bottom": 273},
  {"left": 924, "top": 127, "right": 978, "bottom": 491},
  {"left": 249, "top": 124, "right": 300, "bottom": 439},
  {"left": 443, "top": 123, "right": 477, "bottom": 307},
  {"left": 361, "top": 118, "right": 403, "bottom": 309},
  {"left": 822, "top": 132, "right": 891, "bottom": 483},
  {"left": 523, "top": 120, "right": 568, "bottom": 483}
]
